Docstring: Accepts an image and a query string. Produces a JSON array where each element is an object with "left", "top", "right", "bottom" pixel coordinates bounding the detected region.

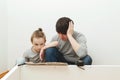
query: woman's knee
[
  {"left": 45, "top": 47, "right": 58, "bottom": 56},
  {"left": 45, "top": 47, "right": 58, "bottom": 62},
  {"left": 82, "top": 55, "right": 92, "bottom": 65}
]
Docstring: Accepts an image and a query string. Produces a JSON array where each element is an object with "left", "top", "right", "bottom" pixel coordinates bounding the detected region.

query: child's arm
[{"left": 40, "top": 41, "right": 58, "bottom": 61}]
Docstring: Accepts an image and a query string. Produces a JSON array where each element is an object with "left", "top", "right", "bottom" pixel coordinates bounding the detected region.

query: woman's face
[
  {"left": 32, "top": 37, "right": 45, "bottom": 53},
  {"left": 58, "top": 33, "right": 68, "bottom": 41}
]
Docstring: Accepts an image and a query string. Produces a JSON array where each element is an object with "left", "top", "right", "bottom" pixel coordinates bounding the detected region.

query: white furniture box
[{"left": 1, "top": 64, "right": 120, "bottom": 80}]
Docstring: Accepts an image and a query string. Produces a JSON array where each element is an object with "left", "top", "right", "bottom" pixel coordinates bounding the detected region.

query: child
[{"left": 23, "top": 28, "right": 46, "bottom": 63}]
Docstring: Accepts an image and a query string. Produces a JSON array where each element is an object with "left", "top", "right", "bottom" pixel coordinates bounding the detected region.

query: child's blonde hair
[{"left": 31, "top": 28, "right": 46, "bottom": 43}]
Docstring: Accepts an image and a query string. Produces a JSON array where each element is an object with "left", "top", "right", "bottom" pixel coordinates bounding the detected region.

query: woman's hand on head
[{"left": 67, "top": 21, "right": 74, "bottom": 36}]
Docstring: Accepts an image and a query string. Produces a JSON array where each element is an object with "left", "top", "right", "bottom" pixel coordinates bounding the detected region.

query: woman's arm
[
  {"left": 44, "top": 41, "right": 58, "bottom": 49},
  {"left": 67, "top": 21, "right": 80, "bottom": 53},
  {"left": 67, "top": 21, "right": 87, "bottom": 58}
]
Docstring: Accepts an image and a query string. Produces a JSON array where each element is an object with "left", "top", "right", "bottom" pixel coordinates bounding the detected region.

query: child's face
[{"left": 32, "top": 37, "right": 45, "bottom": 53}]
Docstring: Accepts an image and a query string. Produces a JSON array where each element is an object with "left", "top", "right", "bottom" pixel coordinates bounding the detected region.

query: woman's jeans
[{"left": 45, "top": 47, "right": 92, "bottom": 65}]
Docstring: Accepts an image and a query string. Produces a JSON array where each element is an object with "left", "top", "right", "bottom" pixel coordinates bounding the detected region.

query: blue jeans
[{"left": 45, "top": 47, "right": 92, "bottom": 65}]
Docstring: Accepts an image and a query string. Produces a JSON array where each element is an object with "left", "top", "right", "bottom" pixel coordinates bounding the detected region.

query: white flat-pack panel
[
  {"left": 21, "top": 65, "right": 120, "bottom": 80},
  {"left": 2, "top": 65, "right": 120, "bottom": 80}
]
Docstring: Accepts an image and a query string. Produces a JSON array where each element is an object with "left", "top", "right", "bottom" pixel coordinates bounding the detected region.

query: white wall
[
  {"left": 7, "top": 0, "right": 120, "bottom": 69},
  {"left": 0, "top": 0, "right": 8, "bottom": 73}
]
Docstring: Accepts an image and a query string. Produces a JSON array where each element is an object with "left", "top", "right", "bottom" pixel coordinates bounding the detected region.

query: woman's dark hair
[{"left": 56, "top": 17, "right": 74, "bottom": 34}]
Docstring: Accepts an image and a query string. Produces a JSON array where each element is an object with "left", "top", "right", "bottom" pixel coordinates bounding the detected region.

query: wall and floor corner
[{"left": 0, "top": 0, "right": 120, "bottom": 71}]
